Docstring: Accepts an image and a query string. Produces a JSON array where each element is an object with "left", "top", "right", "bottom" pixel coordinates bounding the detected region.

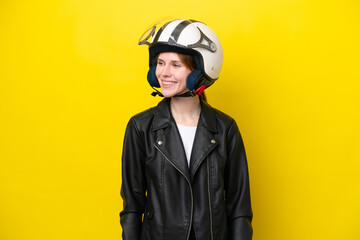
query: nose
[{"left": 160, "top": 64, "right": 171, "bottom": 76}]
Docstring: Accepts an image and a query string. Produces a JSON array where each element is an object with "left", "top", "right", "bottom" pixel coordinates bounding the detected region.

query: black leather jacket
[{"left": 120, "top": 98, "right": 253, "bottom": 240}]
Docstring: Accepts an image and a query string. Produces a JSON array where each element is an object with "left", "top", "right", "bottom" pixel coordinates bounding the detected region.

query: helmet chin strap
[
  {"left": 151, "top": 85, "right": 205, "bottom": 98},
  {"left": 174, "top": 91, "right": 196, "bottom": 97},
  {"left": 151, "top": 87, "right": 164, "bottom": 97}
]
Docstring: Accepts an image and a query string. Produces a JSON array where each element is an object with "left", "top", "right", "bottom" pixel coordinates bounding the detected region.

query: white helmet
[{"left": 139, "top": 18, "right": 223, "bottom": 96}]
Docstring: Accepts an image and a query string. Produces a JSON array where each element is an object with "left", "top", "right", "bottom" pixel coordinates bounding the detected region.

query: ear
[
  {"left": 147, "top": 66, "right": 160, "bottom": 88},
  {"left": 186, "top": 69, "right": 202, "bottom": 91}
]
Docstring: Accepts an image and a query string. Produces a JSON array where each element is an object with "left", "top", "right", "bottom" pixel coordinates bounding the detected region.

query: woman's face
[{"left": 155, "top": 52, "right": 192, "bottom": 98}]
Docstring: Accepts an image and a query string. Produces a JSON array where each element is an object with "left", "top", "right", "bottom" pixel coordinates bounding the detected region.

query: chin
[
  {"left": 161, "top": 86, "right": 189, "bottom": 97},
  {"left": 160, "top": 88, "right": 177, "bottom": 98},
  {"left": 162, "top": 92, "right": 177, "bottom": 98}
]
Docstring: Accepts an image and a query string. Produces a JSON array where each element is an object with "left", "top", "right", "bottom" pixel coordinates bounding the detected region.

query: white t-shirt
[{"left": 177, "top": 124, "right": 197, "bottom": 167}]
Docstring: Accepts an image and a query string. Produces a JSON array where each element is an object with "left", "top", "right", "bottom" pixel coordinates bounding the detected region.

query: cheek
[
  {"left": 155, "top": 67, "right": 160, "bottom": 78},
  {"left": 180, "top": 70, "right": 191, "bottom": 82}
]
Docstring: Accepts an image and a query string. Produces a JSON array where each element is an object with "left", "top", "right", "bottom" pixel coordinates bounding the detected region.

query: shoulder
[
  {"left": 207, "top": 105, "right": 245, "bottom": 147},
  {"left": 131, "top": 107, "right": 155, "bottom": 122},
  {"left": 212, "top": 107, "right": 235, "bottom": 125},
  {"left": 204, "top": 101, "right": 236, "bottom": 127},
  {"left": 130, "top": 98, "right": 169, "bottom": 124},
  {"left": 204, "top": 102, "right": 243, "bottom": 139},
  {"left": 127, "top": 107, "right": 156, "bottom": 132}
]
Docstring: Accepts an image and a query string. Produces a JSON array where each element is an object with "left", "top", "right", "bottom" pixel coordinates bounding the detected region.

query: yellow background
[{"left": 1, "top": 0, "right": 359, "bottom": 239}]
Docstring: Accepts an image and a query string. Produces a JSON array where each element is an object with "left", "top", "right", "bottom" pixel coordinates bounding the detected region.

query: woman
[{"left": 120, "top": 19, "right": 253, "bottom": 240}]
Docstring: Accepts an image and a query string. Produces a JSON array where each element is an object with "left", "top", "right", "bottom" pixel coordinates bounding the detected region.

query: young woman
[{"left": 120, "top": 19, "right": 253, "bottom": 240}]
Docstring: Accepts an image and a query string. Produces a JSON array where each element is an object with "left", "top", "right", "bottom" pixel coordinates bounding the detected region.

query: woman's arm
[
  {"left": 120, "top": 118, "right": 147, "bottom": 240},
  {"left": 225, "top": 119, "right": 253, "bottom": 240}
]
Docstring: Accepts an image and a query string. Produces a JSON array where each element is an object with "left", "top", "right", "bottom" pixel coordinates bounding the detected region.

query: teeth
[{"left": 163, "top": 81, "right": 175, "bottom": 85}]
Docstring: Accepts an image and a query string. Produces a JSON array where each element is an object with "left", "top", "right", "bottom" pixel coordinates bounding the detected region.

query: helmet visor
[
  {"left": 138, "top": 18, "right": 217, "bottom": 53},
  {"left": 138, "top": 18, "right": 192, "bottom": 46}
]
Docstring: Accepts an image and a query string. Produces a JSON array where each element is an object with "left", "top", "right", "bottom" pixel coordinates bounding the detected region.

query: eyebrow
[{"left": 157, "top": 58, "right": 182, "bottom": 64}]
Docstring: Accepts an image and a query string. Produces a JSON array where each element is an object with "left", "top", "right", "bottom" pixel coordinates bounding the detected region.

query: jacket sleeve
[
  {"left": 225, "top": 119, "right": 253, "bottom": 240},
  {"left": 120, "top": 118, "right": 147, "bottom": 240}
]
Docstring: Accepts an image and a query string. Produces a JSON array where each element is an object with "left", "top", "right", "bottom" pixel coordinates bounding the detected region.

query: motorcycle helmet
[{"left": 138, "top": 18, "right": 223, "bottom": 97}]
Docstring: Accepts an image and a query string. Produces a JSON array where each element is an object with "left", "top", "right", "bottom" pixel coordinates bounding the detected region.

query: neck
[{"left": 170, "top": 96, "right": 201, "bottom": 126}]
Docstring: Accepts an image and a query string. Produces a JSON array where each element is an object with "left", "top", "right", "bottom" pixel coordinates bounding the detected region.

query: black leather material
[{"left": 120, "top": 98, "right": 253, "bottom": 240}]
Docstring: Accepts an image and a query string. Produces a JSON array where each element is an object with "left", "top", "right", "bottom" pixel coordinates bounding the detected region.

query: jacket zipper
[
  {"left": 207, "top": 157, "right": 214, "bottom": 240},
  {"left": 154, "top": 144, "right": 194, "bottom": 240}
]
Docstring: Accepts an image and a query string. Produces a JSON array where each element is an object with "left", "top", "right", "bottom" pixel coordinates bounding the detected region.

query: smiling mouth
[{"left": 161, "top": 81, "right": 177, "bottom": 86}]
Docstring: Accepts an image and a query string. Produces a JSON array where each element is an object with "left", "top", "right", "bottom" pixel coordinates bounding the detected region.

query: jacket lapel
[
  {"left": 155, "top": 123, "right": 190, "bottom": 181},
  {"left": 189, "top": 100, "right": 218, "bottom": 181},
  {"left": 153, "top": 98, "right": 190, "bottom": 181},
  {"left": 152, "top": 98, "right": 218, "bottom": 182}
]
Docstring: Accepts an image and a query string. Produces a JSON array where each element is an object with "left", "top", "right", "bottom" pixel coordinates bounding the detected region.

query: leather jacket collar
[
  {"left": 152, "top": 97, "right": 217, "bottom": 133},
  {"left": 151, "top": 97, "right": 219, "bottom": 182}
]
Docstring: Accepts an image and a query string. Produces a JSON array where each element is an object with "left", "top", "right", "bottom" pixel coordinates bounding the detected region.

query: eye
[
  {"left": 157, "top": 61, "right": 163, "bottom": 66},
  {"left": 173, "top": 63, "right": 181, "bottom": 68}
]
